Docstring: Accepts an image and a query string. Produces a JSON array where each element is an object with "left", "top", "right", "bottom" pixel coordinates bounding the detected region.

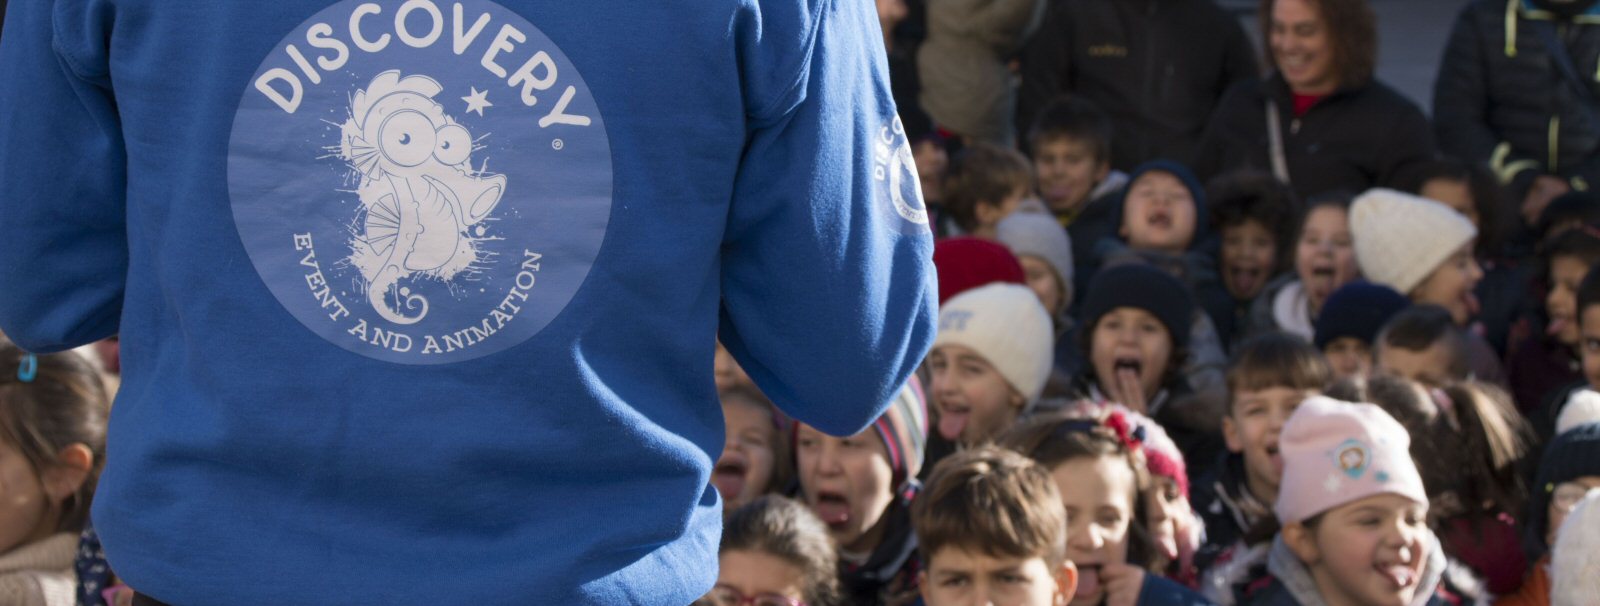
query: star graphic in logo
[
  {"left": 1324, "top": 474, "right": 1342, "bottom": 493},
  {"left": 462, "top": 87, "right": 492, "bottom": 117}
]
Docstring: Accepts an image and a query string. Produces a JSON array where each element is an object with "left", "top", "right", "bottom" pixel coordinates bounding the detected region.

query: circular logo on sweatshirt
[
  {"left": 872, "top": 116, "right": 929, "bottom": 232},
  {"left": 227, "top": 0, "right": 611, "bottom": 364}
]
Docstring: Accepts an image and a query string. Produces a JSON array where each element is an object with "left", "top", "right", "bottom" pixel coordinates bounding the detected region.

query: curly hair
[{"left": 1259, "top": 0, "right": 1377, "bottom": 90}]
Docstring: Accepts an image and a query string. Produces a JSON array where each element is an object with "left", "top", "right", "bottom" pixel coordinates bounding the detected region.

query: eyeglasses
[
  {"left": 708, "top": 585, "right": 806, "bottom": 606},
  {"left": 1552, "top": 484, "right": 1600, "bottom": 512}
]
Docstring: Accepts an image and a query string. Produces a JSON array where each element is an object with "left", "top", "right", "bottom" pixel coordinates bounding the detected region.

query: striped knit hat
[{"left": 875, "top": 377, "right": 930, "bottom": 498}]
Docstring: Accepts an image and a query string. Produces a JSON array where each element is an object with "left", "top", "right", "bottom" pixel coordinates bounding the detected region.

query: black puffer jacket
[
  {"left": 1434, "top": 0, "right": 1600, "bottom": 199},
  {"left": 1192, "top": 73, "right": 1436, "bottom": 201},
  {"left": 1015, "top": 0, "right": 1257, "bottom": 171}
]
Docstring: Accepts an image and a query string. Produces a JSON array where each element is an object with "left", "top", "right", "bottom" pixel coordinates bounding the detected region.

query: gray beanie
[{"left": 996, "top": 211, "right": 1075, "bottom": 312}]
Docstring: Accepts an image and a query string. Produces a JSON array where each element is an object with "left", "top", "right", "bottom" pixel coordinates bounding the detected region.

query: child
[
  {"left": 1351, "top": 189, "right": 1484, "bottom": 328},
  {"left": 0, "top": 345, "right": 110, "bottom": 606},
  {"left": 711, "top": 496, "right": 841, "bottom": 606},
  {"left": 1408, "top": 159, "right": 1525, "bottom": 354},
  {"left": 793, "top": 379, "right": 927, "bottom": 605},
  {"left": 1208, "top": 171, "right": 1297, "bottom": 315},
  {"left": 1026, "top": 96, "right": 1126, "bottom": 226},
  {"left": 1247, "top": 195, "right": 1360, "bottom": 343},
  {"left": 933, "top": 236, "right": 1027, "bottom": 305},
  {"left": 914, "top": 446, "right": 1078, "bottom": 606},
  {"left": 940, "top": 142, "right": 1035, "bottom": 239},
  {"left": 1000, "top": 411, "right": 1214, "bottom": 606},
  {"left": 1578, "top": 266, "right": 1600, "bottom": 396},
  {"left": 1507, "top": 228, "right": 1600, "bottom": 414},
  {"left": 1245, "top": 397, "right": 1470, "bottom": 606},
  {"left": 1499, "top": 422, "right": 1600, "bottom": 606},
  {"left": 1193, "top": 333, "right": 1330, "bottom": 587},
  {"left": 1374, "top": 305, "right": 1474, "bottom": 388},
  {"left": 928, "top": 283, "right": 1053, "bottom": 447},
  {"left": 997, "top": 211, "right": 1080, "bottom": 379},
  {"left": 1314, "top": 282, "right": 1412, "bottom": 382},
  {"left": 1073, "top": 263, "right": 1224, "bottom": 477},
  {"left": 714, "top": 340, "right": 756, "bottom": 395},
  {"left": 1327, "top": 376, "right": 1530, "bottom": 596},
  {"left": 714, "top": 385, "right": 791, "bottom": 513}
]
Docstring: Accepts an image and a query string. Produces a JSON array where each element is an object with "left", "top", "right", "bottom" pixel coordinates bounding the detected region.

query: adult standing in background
[
  {"left": 1434, "top": 0, "right": 1600, "bottom": 236},
  {"left": 1193, "top": 0, "right": 1436, "bottom": 202},
  {"left": 1015, "top": 0, "right": 1257, "bottom": 172},
  {"left": 916, "top": 0, "right": 1045, "bottom": 146}
]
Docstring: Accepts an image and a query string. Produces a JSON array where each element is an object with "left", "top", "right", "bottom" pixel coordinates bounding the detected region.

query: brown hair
[
  {"left": 721, "top": 496, "right": 842, "bottom": 606},
  {"left": 1259, "top": 0, "right": 1378, "bottom": 90},
  {"left": 914, "top": 445, "right": 1069, "bottom": 566},
  {"left": 1376, "top": 305, "right": 1471, "bottom": 382},
  {"left": 719, "top": 385, "right": 792, "bottom": 496},
  {"left": 1226, "top": 332, "right": 1331, "bottom": 410},
  {"left": 1026, "top": 95, "right": 1114, "bottom": 165},
  {"left": 942, "top": 142, "right": 1034, "bottom": 232},
  {"left": 0, "top": 343, "right": 110, "bottom": 535},
  {"left": 998, "top": 412, "right": 1160, "bottom": 569}
]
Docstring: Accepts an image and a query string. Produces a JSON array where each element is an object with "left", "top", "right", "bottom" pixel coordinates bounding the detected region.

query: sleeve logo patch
[
  {"left": 872, "top": 115, "right": 929, "bottom": 227},
  {"left": 228, "top": 0, "right": 612, "bottom": 364}
]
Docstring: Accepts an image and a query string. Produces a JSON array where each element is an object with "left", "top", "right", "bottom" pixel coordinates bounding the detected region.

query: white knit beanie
[
  {"left": 934, "top": 283, "right": 1054, "bottom": 408},
  {"left": 1350, "top": 188, "right": 1477, "bottom": 295},
  {"left": 996, "top": 211, "right": 1075, "bottom": 310},
  {"left": 1552, "top": 493, "right": 1600, "bottom": 606},
  {"left": 1558, "top": 389, "right": 1600, "bottom": 435}
]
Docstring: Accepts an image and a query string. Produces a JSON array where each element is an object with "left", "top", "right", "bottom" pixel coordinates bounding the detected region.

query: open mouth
[
  {"left": 1549, "top": 314, "right": 1575, "bottom": 337},
  {"left": 1074, "top": 564, "right": 1103, "bottom": 599},
  {"left": 938, "top": 402, "right": 971, "bottom": 441},
  {"left": 1376, "top": 562, "right": 1419, "bottom": 590},
  {"left": 1113, "top": 356, "right": 1143, "bottom": 377},
  {"left": 1460, "top": 290, "right": 1481, "bottom": 319},
  {"left": 812, "top": 490, "right": 852, "bottom": 527},
  {"left": 1228, "top": 265, "right": 1266, "bottom": 297},
  {"left": 711, "top": 457, "right": 749, "bottom": 501},
  {"left": 1265, "top": 442, "right": 1283, "bottom": 474},
  {"left": 1145, "top": 210, "right": 1173, "bottom": 230}
]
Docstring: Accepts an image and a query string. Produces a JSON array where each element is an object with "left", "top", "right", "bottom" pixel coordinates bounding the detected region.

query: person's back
[{"left": 0, "top": 1, "right": 937, "bottom": 604}]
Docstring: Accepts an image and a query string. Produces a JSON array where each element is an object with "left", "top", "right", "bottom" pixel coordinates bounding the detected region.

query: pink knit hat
[{"left": 1275, "top": 396, "right": 1428, "bottom": 525}]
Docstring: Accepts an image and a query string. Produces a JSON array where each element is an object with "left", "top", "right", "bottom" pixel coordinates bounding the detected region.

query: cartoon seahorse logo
[{"left": 337, "top": 70, "right": 507, "bottom": 325}]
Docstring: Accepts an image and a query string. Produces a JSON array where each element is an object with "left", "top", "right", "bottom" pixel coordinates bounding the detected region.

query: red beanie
[{"left": 933, "top": 237, "right": 1026, "bottom": 304}]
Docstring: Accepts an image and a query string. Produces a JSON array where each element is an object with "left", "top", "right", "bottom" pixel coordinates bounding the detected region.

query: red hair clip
[{"left": 1104, "top": 411, "right": 1144, "bottom": 452}]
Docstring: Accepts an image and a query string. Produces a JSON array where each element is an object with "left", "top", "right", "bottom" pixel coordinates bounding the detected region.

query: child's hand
[
  {"left": 1114, "top": 368, "right": 1148, "bottom": 414},
  {"left": 1100, "top": 562, "right": 1146, "bottom": 606}
]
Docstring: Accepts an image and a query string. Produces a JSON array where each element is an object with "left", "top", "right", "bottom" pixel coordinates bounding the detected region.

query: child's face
[
  {"left": 1034, "top": 138, "right": 1108, "bottom": 214},
  {"left": 1420, "top": 177, "right": 1481, "bottom": 229},
  {"left": 796, "top": 423, "right": 895, "bottom": 553},
  {"left": 713, "top": 397, "right": 777, "bottom": 512},
  {"left": 1019, "top": 255, "right": 1066, "bottom": 316},
  {"left": 714, "top": 549, "right": 807, "bottom": 606},
  {"left": 1546, "top": 255, "right": 1590, "bottom": 346},
  {"left": 922, "top": 547, "right": 1076, "bottom": 606},
  {"left": 1090, "top": 308, "right": 1174, "bottom": 407},
  {"left": 929, "top": 344, "right": 1024, "bottom": 445},
  {"left": 974, "top": 185, "right": 1030, "bottom": 236},
  {"left": 1286, "top": 494, "right": 1431, "bottom": 606},
  {"left": 1583, "top": 304, "right": 1600, "bottom": 389},
  {"left": 1547, "top": 476, "right": 1600, "bottom": 546},
  {"left": 1375, "top": 339, "right": 1455, "bottom": 388},
  {"left": 0, "top": 440, "right": 50, "bottom": 554},
  {"left": 1052, "top": 455, "right": 1136, "bottom": 606},
  {"left": 915, "top": 139, "right": 949, "bottom": 204},
  {"left": 714, "top": 341, "right": 754, "bottom": 393},
  {"left": 1122, "top": 171, "right": 1197, "bottom": 253},
  {"left": 1295, "top": 206, "right": 1358, "bottom": 311},
  {"left": 1221, "top": 219, "right": 1277, "bottom": 301},
  {"left": 1324, "top": 337, "right": 1373, "bottom": 381},
  {"left": 1224, "top": 387, "right": 1315, "bottom": 502},
  {"left": 1410, "top": 243, "right": 1483, "bottom": 325},
  {"left": 1145, "top": 476, "right": 1189, "bottom": 563}
]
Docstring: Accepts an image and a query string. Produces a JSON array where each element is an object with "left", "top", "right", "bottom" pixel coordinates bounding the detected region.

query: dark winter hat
[
  {"left": 933, "top": 237, "right": 1026, "bottom": 304},
  {"left": 1529, "top": 422, "right": 1600, "bottom": 552},
  {"left": 1079, "top": 263, "right": 1195, "bottom": 350},
  {"left": 1313, "top": 281, "right": 1412, "bottom": 349},
  {"left": 1121, "top": 159, "right": 1209, "bottom": 237}
]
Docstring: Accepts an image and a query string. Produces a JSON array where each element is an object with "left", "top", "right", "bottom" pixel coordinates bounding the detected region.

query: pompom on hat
[
  {"left": 934, "top": 283, "right": 1054, "bottom": 406},
  {"left": 1350, "top": 188, "right": 1477, "bottom": 295},
  {"left": 1275, "top": 396, "right": 1428, "bottom": 525}
]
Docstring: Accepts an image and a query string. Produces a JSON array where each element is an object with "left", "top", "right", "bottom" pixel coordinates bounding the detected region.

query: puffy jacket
[
  {"left": 1434, "top": 0, "right": 1600, "bottom": 199},
  {"left": 1193, "top": 73, "right": 1437, "bottom": 201},
  {"left": 1015, "top": 0, "right": 1257, "bottom": 171}
]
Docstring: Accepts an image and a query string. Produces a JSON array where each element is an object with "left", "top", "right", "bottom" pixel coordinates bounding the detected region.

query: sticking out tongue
[
  {"left": 1075, "top": 565, "right": 1101, "bottom": 599},
  {"left": 939, "top": 409, "right": 970, "bottom": 441},
  {"left": 1463, "top": 291, "right": 1481, "bottom": 318},
  {"left": 1377, "top": 564, "right": 1417, "bottom": 589},
  {"left": 711, "top": 471, "right": 745, "bottom": 503},
  {"left": 814, "top": 497, "right": 851, "bottom": 526},
  {"left": 1549, "top": 317, "right": 1571, "bottom": 337}
]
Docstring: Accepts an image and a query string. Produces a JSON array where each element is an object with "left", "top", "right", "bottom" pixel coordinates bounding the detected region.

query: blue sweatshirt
[{"left": 0, "top": 1, "right": 937, "bottom": 604}]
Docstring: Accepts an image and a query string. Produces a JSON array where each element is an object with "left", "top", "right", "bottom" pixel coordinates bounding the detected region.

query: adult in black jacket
[
  {"left": 1015, "top": 0, "right": 1258, "bottom": 172},
  {"left": 1192, "top": 0, "right": 1436, "bottom": 202},
  {"left": 1434, "top": 0, "right": 1600, "bottom": 231}
]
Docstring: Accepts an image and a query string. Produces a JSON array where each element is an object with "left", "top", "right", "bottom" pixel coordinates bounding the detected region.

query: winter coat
[
  {"left": 1193, "top": 453, "right": 1274, "bottom": 583},
  {"left": 1193, "top": 73, "right": 1436, "bottom": 202},
  {"left": 0, "top": 534, "right": 79, "bottom": 606},
  {"left": 919, "top": 0, "right": 1046, "bottom": 144},
  {"left": 1434, "top": 0, "right": 1600, "bottom": 201},
  {"left": 1506, "top": 328, "right": 1582, "bottom": 415},
  {"left": 1015, "top": 0, "right": 1257, "bottom": 171},
  {"left": 839, "top": 500, "right": 922, "bottom": 606},
  {"left": 1242, "top": 276, "right": 1314, "bottom": 344},
  {"left": 1494, "top": 557, "right": 1550, "bottom": 606}
]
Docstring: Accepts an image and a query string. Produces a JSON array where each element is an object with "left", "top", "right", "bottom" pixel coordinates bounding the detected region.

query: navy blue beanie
[
  {"left": 1528, "top": 422, "right": 1600, "bottom": 553},
  {"left": 1080, "top": 263, "right": 1196, "bottom": 350},
  {"left": 1118, "top": 160, "right": 1208, "bottom": 244},
  {"left": 1313, "top": 281, "right": 1411, "bottom": 350}
]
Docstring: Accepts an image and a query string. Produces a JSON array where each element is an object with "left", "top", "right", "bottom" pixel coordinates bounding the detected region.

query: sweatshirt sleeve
[
  {"left": 0, "top": 0, "right": 127, "bottom": 353},
  {"left": 720, "top": 0, "right": 938, "bottom": 437}
]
